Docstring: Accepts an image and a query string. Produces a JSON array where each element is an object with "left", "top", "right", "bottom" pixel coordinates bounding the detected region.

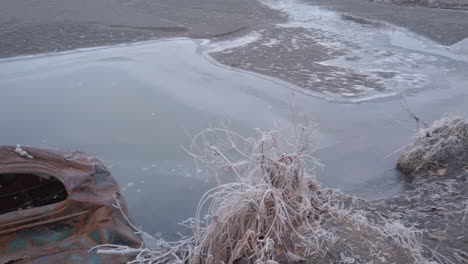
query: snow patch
[
  {"left": 207, "top": 32, "right": 262, "bottom": 53},
  {"left": 15, "top": 144, "right": 34, "bottom": 159},
  {"left": 262, "top": 39, "right": 280, "bottom": 47}
]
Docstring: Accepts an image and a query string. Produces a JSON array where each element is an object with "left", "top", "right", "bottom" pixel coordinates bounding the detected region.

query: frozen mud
[{"left": 208, "top": 0, "right": 468, "bottom": 102}]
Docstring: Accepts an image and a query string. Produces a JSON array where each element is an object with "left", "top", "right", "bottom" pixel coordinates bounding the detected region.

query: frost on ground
[
  {"left": 397, "top": 116, "right": 468, "bottom": 179},
  {"left": 206, "top": 0, "right": 456, "bottom": 102},
  {"left": 92, "top": 124, "right": 432, "bottom": 264}
]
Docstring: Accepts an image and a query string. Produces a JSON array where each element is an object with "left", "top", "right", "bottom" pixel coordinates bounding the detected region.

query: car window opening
[{"left": 0, "top": 173, "right": 68, "bottom": 215}]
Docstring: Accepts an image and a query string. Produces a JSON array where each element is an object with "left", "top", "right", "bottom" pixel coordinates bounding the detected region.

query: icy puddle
[{"left": 0, "top": 38, "right": 467, "bottom": 234}]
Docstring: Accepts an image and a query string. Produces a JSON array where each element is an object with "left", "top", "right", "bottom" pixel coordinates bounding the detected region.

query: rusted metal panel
[{"left": 0, "top": 146, "right": 142, "bottom": 263}]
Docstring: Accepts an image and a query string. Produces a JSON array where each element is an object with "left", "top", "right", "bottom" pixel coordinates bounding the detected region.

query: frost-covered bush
[
  {"left": 92, "top": 123, "right": 432, "bottom": 264},
  {"left": 397, "top": 116, "right": 468, "bottom": 178}
]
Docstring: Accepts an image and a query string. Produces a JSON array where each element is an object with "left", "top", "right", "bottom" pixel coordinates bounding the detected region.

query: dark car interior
[{"left": 0, "top": 173, "right": 68, "bottom": 215}]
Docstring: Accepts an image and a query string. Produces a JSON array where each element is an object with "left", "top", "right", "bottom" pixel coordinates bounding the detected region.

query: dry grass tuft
[
  {"left": 92, "top": 122, "right": 433, "bottom": 264},
  {"left": 397, "top": 116, "right": 468, "bottom": 178},
  {"left": 184, "top": 124, "right": 322, "bottom": 263}
]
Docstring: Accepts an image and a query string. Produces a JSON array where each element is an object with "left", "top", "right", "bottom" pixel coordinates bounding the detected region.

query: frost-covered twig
[
  {"left": 462, "top": 201, "right": 468, "bottom": 221},
  {"left": 400, "top": 97, "right": 430, "bottom": 128}
]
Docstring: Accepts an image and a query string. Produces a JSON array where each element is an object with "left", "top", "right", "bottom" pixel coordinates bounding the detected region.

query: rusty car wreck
[{"left": 0, "top": 146, "right": 142, "bottom": 264}]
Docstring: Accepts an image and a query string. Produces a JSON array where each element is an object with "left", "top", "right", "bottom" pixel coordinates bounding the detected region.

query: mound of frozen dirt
[
  {"left": 375, "top": 116, "right": 468, "bottom": 264},
  {"left": 397, "top": 116, "right": 468, "bottom": 180}
]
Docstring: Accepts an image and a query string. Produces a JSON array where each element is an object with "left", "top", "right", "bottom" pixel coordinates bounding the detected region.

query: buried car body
[{"left": 0, "top": 146, "right": 141, "bottom": 264}]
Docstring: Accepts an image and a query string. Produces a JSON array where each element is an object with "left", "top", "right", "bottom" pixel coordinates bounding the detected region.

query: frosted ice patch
[
  {"left": 262, "top": 39, "right": 280, "bottom": 47},
  {"left": 207, "top": 32, "right": 262, "bottom": 53}
]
